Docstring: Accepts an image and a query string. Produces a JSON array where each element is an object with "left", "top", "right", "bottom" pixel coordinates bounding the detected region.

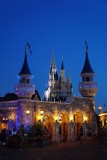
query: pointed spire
[
  {"left": 19, "top": 45, "right": 32, "bottom": 76},
  {"left": 61, "top": 57, "right": 64, "bottom": 70},
  {"left": 81, "top": 41, "right": 94, "bottom": 74},
  {"left": 85, "top": 40, "right": 88, "bottom": 55},
  {"left": 51, "top": 48, "right": 55, "bottom": 66},
  {"left": 50, "top": 48, "right": 56, "bottom": 74}
]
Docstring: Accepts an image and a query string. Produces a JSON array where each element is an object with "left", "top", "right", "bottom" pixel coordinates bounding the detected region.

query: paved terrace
[{"left": 1, "top": 140, "right": 107, "bottom": 160}]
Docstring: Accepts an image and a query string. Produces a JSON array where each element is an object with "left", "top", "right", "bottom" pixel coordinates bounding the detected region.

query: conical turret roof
[
  {"left": 19, "top": 53, "right": 32, "bottom": 76},
  {"left": 81, "top": 41, "right": 94, "bottom": 75},
  {"left": 50, "top": 49, "right": 56, "bottom": 74}
]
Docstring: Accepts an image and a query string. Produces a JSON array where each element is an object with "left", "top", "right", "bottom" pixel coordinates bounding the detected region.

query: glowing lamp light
[
  {"left": 40, "top": 110, "right": 44, "bottom": 115},
  {"left": 84, "top": 116, "right": 88, "bottom": 122},
  {"left": 54, "top": 115, "right": 58, "bottom": 122},
  {"left": 98, "top": 106, "right": 102, "bottom": 111},
  {"left": 2, "top": 117, "right": 9, "bottom": 123},
  {"left": 70, "top": 115, "right": 74, "bottom": 122},
  {"left": 2, "top": 117, "right": 5, "bottom": 121},
  {"left": 26, "top": 108, "right": 30, "bottom": 114}
]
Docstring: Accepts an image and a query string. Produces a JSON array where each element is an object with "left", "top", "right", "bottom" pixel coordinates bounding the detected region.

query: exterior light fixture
[
  {"left": 84, "top": 116, "right": 88, "bottom": 122},
  {"left": 2, "top": 117, "right": 9, "bottom": 123},
  {"left": 40, "top": 110, "right": 44, "bottom": 115},
  {"left": 26, "top": 108, "right": 30, "bottom": 115},
  {"left": 98, "top": 106, "right": 102, "bottom": 113}
]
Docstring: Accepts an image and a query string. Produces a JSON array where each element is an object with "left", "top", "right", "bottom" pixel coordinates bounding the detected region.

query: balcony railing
[{"left": 79, "top": 82, "right": 98, "bottom": 89}]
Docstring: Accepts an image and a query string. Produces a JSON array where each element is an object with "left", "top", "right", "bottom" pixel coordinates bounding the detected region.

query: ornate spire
[
  {"left": 51, "top": 48, "right": 56, "bottom": 66},
  {"left": 85, "top": 40, "right": 88, "bottom": 55},
  {"left": 19, "top": 45, "right": 32, "bottom": 76},
  {"left": 81, "top": 41, "right": 94, "bottom": 75},
  {"left": 50, "top": 49, "right": 56, "bottom": 74},
  {"left": 61, "top": 59, "right": 64, "bottom": 70}
]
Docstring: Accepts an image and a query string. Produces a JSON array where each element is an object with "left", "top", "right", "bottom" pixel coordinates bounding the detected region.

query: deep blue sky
[{"left": 0, "top": 0, "right": 107, "bottom": 111}]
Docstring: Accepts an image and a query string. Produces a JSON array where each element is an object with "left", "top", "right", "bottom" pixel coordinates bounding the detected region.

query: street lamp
[{"left": 98, "top": 106, "right": 102, "bottom": 113}]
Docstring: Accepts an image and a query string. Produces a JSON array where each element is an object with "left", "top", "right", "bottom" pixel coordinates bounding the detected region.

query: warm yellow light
[
  {"left": 70, "top": 115, "right": 74, "bottom": 122},
  {"left": 2, "top": 117, "right": 5, "bottom": 121},
  {"left": 98, "top": 106, "right": 102, "bottom": 110},
  {"left": 9, "top": 113, "right": 15, "bottom": 120},
  {"left": 36, "top": 115, "right": 42, "bottom": 121},
  {"left": 40, "top": 110, "right": 44, "bottom": 115},
  {"left": 53, "top": 114, "right": 58, "bottom": 122},
  {"left": 26, "top": 109, "right": 30, "bottom": 114},
  {"left": 99, "top": 113, "right": 107, "bottom": 116},
  {"left": 84, "top": 116, "right": 88, "bottom": 122}
]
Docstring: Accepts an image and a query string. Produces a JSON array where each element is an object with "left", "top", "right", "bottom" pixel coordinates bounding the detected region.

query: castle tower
[
  {"left": 60, "top": 60, "right": 65, "bottom": 82},
  {"left": 48, "top": 51, "right": 58, "bottom": 89},
  {"left": 44, "top": 53, "right": 72, "bottom": 102},
  {"left": 79, "top": 41, "right": 98, "bottom": 97},
  {"left": 15, "top": 44, "right": 35, "bottom": 99}
]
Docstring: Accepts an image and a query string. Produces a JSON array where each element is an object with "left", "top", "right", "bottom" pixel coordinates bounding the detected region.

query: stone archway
[
  {"left": 58, "top": 110, "right": 70, "bottom": 141},
  {"left": 43, "top": 112, "right": 54, "bottom": 137},
  {"left": 73, "top": 110, "right": 83, "bottom": 136}
]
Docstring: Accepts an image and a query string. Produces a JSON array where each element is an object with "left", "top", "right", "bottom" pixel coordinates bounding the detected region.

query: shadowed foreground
[{"left": 1, "top": 141, "right": 107, "bottom": 160}]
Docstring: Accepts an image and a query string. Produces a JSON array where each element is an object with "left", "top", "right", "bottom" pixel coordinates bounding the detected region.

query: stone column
[
  {"left": 67, "top": 123, "right": 71, "bottom": 141},
  {"left": 71, "top": 122, "right": 75, "bottom": 141},
  {"left": 52, "top": 122, "right": 59, "bottom": 142}
]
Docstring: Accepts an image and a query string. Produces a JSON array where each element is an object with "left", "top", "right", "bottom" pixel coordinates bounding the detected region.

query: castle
[{"left": 0, "top": 41, "right": 98, "bottom": 142}]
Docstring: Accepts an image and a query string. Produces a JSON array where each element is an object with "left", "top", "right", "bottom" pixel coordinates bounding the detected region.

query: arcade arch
[
  {"left": 43, "top": 112, "right": 54, "bottom": 137},
  {"left": 58, "top": 110, "right": 70, "bottom": 141},
  {"left": 73, "top": 109, "right": 84, "bottom": 135}
]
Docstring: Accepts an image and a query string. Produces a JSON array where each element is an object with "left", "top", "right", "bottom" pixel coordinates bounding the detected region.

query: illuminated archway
[
  {"left": 73, "top": 109, "right": 83, "bottom": 135},
  {"left": 58, "top": 110, "right": 69, "bottom": 141},
  {"left": 43, "top": 112, "right": 54, "bottom": 137}
]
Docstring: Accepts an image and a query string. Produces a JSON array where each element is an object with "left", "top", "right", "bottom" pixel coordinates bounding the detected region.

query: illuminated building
[
  {"left": 98, "top": 105, "right": 107, "bottom": 128},
  {"left": 0, "top": 42, "right": 98, "bottom": 141}
]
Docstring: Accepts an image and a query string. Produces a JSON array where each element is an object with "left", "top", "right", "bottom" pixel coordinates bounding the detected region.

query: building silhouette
[{"left": 0, "top": 42, "right": 98, "bottom": 142}]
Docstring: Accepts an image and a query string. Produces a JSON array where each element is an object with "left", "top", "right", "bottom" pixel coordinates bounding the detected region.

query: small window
[
  {"left": 82, "top": 77, "right": 85, "bottom": 82},
  {"left": 86, "top": 77, "right": 90, "bottom": 82},
  {"left": 27, "top": 79, "right": 30, "bottom": 83},
  {"left": 22, "top": 78, "right": 26, "bottom": 83}
]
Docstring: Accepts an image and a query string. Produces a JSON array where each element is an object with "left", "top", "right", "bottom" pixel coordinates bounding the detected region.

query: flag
[{"left": 26, "top": 42, "right": 32, "bottom": 55}]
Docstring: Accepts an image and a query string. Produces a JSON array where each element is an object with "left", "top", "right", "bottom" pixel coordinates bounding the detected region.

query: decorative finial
[
  {"left": 85, "top": 40, "right": 88, "bottom": 54},
  {"left": 24, "top": 42, "right": 32, "bottom": 55},
  {"left": 24, "top": 45, "right": 27, "bottom": 54},
  {"left": 51, "top": 48, "right": 55, "bottom": 65},
  {"left": 52, "top": 48, "right": 54, "bottom": 55}
]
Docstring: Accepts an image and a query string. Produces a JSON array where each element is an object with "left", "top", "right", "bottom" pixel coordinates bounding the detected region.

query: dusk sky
[{"left": 0, "top": 0, "right": 107, "bottom": 111}]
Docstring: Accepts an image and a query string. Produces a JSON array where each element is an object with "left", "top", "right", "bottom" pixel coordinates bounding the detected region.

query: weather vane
[
  {"left": 85, "top": 40, "right": 88, "bottom": 53},
  {"left": 24, "top": 42, "right": 32, "bottom": 55}
]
